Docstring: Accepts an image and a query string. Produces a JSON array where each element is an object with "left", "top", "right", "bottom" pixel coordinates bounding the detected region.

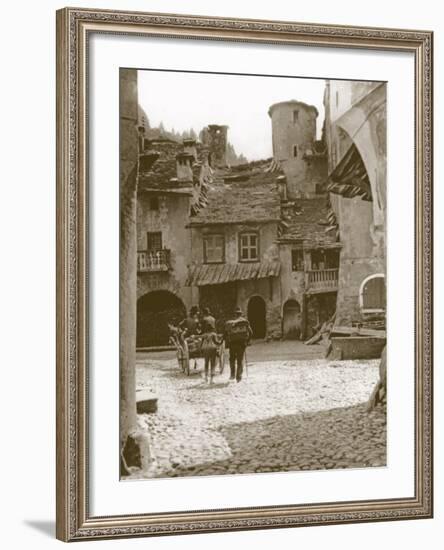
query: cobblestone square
[{"left": 134, "top": 342, "right": 386, "bottom": 479}]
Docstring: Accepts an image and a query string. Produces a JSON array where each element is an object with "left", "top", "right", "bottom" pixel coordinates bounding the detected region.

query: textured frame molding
[{"left": 56, "top": 7, "right": 433, "bottom": 542}]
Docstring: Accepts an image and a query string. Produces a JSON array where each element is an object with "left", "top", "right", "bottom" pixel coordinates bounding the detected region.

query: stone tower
[
  {"left": 268, "top": 100, "right": 319, "bottom": 198},
  {"left": 200, "top": 124, "right": 228, "bottom": 167}
]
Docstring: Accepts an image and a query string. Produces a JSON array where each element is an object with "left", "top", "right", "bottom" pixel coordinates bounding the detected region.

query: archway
[
  {"left": 137, "top": 290, "right": 186, "bottom": 347},
  {"left": 247, "top": 296, "right": 266, "bottom": 339},
  {"left": 283, "top": 299, "right": 302, "bottom": 340},
  {"left": 359, "top": 274, "right": 386, "bottom": 313}
]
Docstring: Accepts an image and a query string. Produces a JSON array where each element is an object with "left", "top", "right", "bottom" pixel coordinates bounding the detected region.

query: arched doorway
[
  {"left": 359, "top": 274, "right": 386, "bottom": 314},
  {"left": 247, "top": 296, "right": 266, "bottom": 339},
  {"left": 137, "top": 290, "right": 186, "bottom": 348},
  {"left": 283, "top": 299, "right": 302, "bottom": 340}
]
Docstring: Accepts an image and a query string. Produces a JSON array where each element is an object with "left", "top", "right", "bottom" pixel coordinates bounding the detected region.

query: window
[
  {"left": 239, "top": 232, "right": 259, "bottom": 261},
  {"left": 315, "top": 183, "right": 325, "bottom": 195},
  {"left": 147, "top": 231, "right": 162, "bottom": 251},
  {"left": 149, "top": 196, "right": 159, "bottom": 210},
  {"left": 291, "top": 250, "right": 304, "bottom": 271},
  {"left": 293, "top": 109, "right": 299, "bottom": 123},
  {"left": 203, "top": 234, "right": 225, "bottom": 263},
  {"left": 310, "top": 250, "right": 326, "bottom": 271},
  {"left": 293, "top": 145, "right": 298, "bottom": 158},
  {"left": 360, "top": 274, "right": 386, "bottom": 312},
  {"left": 325, "top": 249, "right": 340, "bottom": 269}
]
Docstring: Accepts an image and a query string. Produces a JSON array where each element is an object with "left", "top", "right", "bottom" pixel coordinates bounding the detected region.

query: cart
[{"left": 170, "top": 328, "right": 226, "bottom": 377}]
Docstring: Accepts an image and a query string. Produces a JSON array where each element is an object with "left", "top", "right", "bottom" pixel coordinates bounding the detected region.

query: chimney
[
  {"left": 182, "top": 138, "right": 197, "bottom": 161},
  {"left": 176, "top": 152, "right": 194, "bottom": 182}
]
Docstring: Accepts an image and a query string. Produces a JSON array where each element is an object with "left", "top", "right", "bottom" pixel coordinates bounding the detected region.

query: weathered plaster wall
[
  {"left": 278, "top": 244, "right": 306, "bottom": 337},
  {"left": 190, "top": 222, "right": 282, "bottom": 338},
  {"left": 324, "top": 81, "right": 387, "bottom": 325},
  {"left": 335, "top": 258, "right": 384, "bottom": 325},
  {"left": 236, "top": 277, "right": 282, "bottom": 339},
  {"left": 190, "top": 222, "right": 279, "bottom": 266},
  {"left": 136, "top": 193, "right": 193, "bottom": 309}
]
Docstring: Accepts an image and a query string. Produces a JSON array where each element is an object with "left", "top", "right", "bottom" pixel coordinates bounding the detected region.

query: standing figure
[
  {"left": 200, "top": 307, "right": 216, "bottom": 333},
  {"left": 224, "top": 306, "right": 252, "bottom": 382},
  {"left": 179, "top": 306, "right": 201, "bottom": 337},
  {"left": 201, "top": 328, "right": 221, "bottom": 385}
]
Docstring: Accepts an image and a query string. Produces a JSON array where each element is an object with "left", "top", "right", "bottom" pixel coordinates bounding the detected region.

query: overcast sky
[{"left": 138, "top": 70, "right": 326, "bottom": 161}]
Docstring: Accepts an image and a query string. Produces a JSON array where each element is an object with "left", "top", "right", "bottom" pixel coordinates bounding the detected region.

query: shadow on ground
[{"left": 163, "top": 402, "right": 386, "bottom": 478}]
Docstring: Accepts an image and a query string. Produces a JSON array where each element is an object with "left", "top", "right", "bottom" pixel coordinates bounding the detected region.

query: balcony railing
[
  {"left": 137, "top": 249, "right": 171, "bottom": 272},
  {"left": 306, "top": 268, "right": 339, "bottom": 292}
]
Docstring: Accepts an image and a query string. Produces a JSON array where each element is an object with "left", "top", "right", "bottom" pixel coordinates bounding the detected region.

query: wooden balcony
[
  {"left": 137, "top": 249, "right": 171, "bottom": 272},
  {"left": 306, "top": 268, "right": 339, "bottom": 293}
]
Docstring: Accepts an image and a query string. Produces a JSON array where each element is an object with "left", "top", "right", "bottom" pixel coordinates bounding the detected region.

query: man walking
[{"left": 224, "top": 306, "right": 252, "bottom": 382}]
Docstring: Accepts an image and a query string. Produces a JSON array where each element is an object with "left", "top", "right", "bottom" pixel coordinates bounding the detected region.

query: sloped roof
[
  {"left": 186, "top": 261, "right": 281, "bottom": 286},
  {"left": 278, "top": 198, "right": 340, "bottom": 248},
  {"left": 138, "top": 139, "right": 185, "bottom": 191},
  {"left": 189, "top": 160, "right": 282, "bottom": 225},
  {"left": 138, "top": 138, "right": 211, "bottom": 193},
  {"left": 327, "top": 142, "right": 372, "bottom": 201}
]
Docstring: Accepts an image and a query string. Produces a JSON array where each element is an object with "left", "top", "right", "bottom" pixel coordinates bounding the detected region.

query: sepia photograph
[{"left": 119, "top": 68, "right": 387, "bottom": 480}]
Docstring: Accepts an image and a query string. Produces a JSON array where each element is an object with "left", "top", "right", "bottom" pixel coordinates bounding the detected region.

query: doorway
[
  {"left": 247, "top": 296, "right": 266, "bottom": 339},
  {"left": 282, "top": 299, "right": 302, "bottom": 339},
  {"left": 137, "top": 290, "right": 186, "bottom": 347}
]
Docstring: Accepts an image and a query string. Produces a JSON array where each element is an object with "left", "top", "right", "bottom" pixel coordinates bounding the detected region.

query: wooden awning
[
  {"left": 327, "top": 143, "right": 372, "bottom": 201},
  {"left": 186, "top": 261, "right": 281, "bottom": 287}
]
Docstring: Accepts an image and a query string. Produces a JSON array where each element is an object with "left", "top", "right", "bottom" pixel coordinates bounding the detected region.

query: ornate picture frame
[{"left": 56, "top": 7, "right": 433, "bottom": 542}]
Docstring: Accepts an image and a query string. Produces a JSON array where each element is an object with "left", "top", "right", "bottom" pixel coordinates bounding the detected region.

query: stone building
[
  {"left": 268, "top": 99, "right": 339, "bottom": 339},
  {"left": 135, "top": 86, "right": 383, "bottom": 347},
  {"left": 323, "top": 81, "right": 387, "bottom": 327},
  {"left": 268, "top": 100, "right": 327, "bottom": 198},
  {"left": 185, "top": 152, "right": 341, "bottom": 341},
  {"left": 136, "top": 133, "right": 212, "bottom": 347},
  {"left": 278, "top": 196, "right": 341, "bottom": 339},
  {"left": 186, "top": 159, "right": 283, "bottom": 339}
]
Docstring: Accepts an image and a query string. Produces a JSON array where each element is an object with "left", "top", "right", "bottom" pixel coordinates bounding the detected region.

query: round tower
[{"left": 268, "top": 100, "right": 318, "bottom": 198}]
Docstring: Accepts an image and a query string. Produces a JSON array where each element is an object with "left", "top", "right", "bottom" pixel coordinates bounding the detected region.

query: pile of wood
[{"left": 304, "top": 313, "right": 336, "bottom": 346}]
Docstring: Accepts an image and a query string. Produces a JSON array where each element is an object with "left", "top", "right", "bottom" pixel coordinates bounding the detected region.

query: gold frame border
[{"left": 56, "top": 7, "right": 433, "bottom": 542}]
